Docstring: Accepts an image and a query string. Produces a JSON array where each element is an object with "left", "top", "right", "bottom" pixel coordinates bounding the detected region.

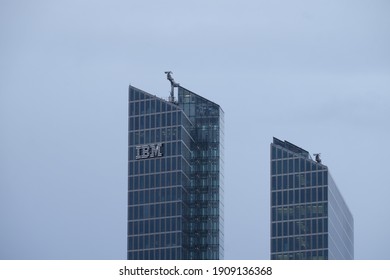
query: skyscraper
[
  {"left": 270, "top": 137, "right": 353, "bottom": 260},
  {"left": 127, "top": 77, "right": 224, "bottom": 260}
]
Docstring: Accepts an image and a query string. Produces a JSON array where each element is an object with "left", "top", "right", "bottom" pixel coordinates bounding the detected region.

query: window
[
  {"left": 145, "top": 176, "right": 149, "bottom": 189},
  {"left": 272, "top": 176, "right": 277, "bottom": 190},
  {"left": 306, "top": 173, "right": 311, "bottom": 187},
  {"left": 130, "top": 102, "right": 135, "bottom": 116},
  {"left": 129, "top": 89, "right": 135, "bottom": 101},
  {"left": 172, "top": 112, "right": 177, "bottom": 125},
  {"left": 145, "top": 100, "right": 150, "bottom": 114},
  {"left": 272, "top": 161, "right": 276, "bottom": 175},
  {"left": 277, "top": 148, "right": 282, "bottom": 159},
  {"left": 167, "top": 113, "right": 171, "bottom": 126},
  {"left": 289, "top": 159, "right": 293, "bottom": 173},
  {"left": 300, "top": 190, "right": 305, "bottom": 203},
  {"left": 156, "top": 115, "right": 160, "bottom": 127},
  {"left": 318, "top": 218, "right": 323, "bottom": 233},
  {"left": 272, "top": 192, "right": 276, "bottom": 205},
  {"left": 306, "top": 161, "right": 311, "bottom": 172},
  {"left": 294, "top": 190, "right": 299, "bottom": 204},
  {"left": 312, "top": 219, "right": 318, "bottom": 234},
  {"left": 162, "top": 113, "right": 166, "bottom": 127},
  {"left": 318, "top": 171, "right": 323, "bottom": 185},
  {"left": 318, "top": 187, "right": 323, "bottom": 201},
  {"left": 294, "top": 159, "right": 299, "bottom": 172},
  {"left": 283, "top": 222, "right": 288, "bottom": 236},
  {"left": 277, "top": 192, "right": 282, "bottom": 205},
  {"left": 272, "top": 147, "right": 277, "bottom": 159},
  {"left": 145, "top": 115, "right": 150, "bottom": 129},
  {"left": 312, "top": 188, "right": 317, "bottom": 202},
  {"left": 150, "top": 190, "right": 156, "bottom": 203},
  {"left": 312, "top": 235, "right": 318, "bottom": 249}
]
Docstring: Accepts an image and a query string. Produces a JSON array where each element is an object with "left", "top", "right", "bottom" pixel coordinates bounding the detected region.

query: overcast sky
[{"left": 1, "top": 0, "right": 389, "bottom": 260}]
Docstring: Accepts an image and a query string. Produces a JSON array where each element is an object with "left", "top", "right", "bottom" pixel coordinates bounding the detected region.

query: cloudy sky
[{"left": 1, "top": 0, "right": 389, "bottom": 259}]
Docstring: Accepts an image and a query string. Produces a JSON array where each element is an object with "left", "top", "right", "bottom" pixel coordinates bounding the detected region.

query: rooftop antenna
[
  {"left": 313, "top": 153, "right": 322, "bottom": 164},
  {"left": 164, "top": 71, "right": 179, "bottom": 103}
]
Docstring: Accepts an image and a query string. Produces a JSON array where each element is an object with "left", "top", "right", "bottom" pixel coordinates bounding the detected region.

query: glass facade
[
  {"left": 270, "top": 137, "right": 353, "bottom": 260},
  {"left": 328, "top": 173, "right": 354, "bottom": 259},
  {"left": 128, "top": 85, "right": 224, "bottom": 260}
]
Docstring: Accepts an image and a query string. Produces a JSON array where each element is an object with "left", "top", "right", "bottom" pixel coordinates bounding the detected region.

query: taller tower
[
  {"left": 270, "top": 137, "right": 353, "bottom": 260},
  {"left": 127, "top": 78, "right": 224, "bottom": 260}
]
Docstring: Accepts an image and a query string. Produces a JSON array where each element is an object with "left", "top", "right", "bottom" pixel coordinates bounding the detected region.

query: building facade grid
[
  {"left": 270, "top": 137, "right": 353, "bottom": 260},
  {"left": 128, "top": 85, "right": 224, "bottom": 260}
]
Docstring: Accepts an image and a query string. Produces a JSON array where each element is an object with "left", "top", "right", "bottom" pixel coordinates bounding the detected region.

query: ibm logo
[{"left": 135, "top": 143, "right": 163, "bottom": 160}]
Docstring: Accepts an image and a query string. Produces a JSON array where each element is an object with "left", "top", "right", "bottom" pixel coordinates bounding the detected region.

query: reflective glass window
[
  {"left": 283, "top": 175, "right": 288, "bottom": 189},
  {"left": 318, "top": 172, "right": 323, "bottom": 185},
  {"left": 167, "top": 113, "right": 171, "bottom": 126},
  {"left": 306, "top": 173, "right": 311, "bottom": 187},
  {"left": 312, "top": 172, "right": 317, "bottom": 186},
  {"left": 145, "top": 115, "right": 150, "bottom": 129},
  {"left": 306, "top": 161, "right": 311, "bottom": 172},
  {"left": 277, "top": 192, "right": 282, "bottom": 205},
  {"left": 312, "top": 188, "right": 317, "bottom": 202},
  {"left": 277, "top": 161, "right": 282, "bottom": 174},
  {"left": 272, "top": 147, "right": 276, "bottom": 159}
]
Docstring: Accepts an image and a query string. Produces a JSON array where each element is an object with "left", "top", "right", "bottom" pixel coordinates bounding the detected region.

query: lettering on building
[{"left": 136, "top": 143, "right": 163, "bottom": 160}]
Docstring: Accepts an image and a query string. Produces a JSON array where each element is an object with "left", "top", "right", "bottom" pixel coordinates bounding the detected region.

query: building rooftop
[{"left": 273, "top": 137, "right": 310, "bottom": 159}]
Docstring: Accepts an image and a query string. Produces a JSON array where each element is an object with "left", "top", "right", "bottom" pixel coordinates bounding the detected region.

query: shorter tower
[{"left": 270, "top": 137, "right": 353, "bottom": 260}]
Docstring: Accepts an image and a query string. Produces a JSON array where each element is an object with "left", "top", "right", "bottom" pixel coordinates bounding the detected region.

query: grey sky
[{"left": 1, "top": 0, "right": 389, "bottom": 259}]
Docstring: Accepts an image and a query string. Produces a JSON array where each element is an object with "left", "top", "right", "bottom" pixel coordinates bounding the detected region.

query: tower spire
[{"left": 164, "top": 71, "right": 179, "bottom": 102}]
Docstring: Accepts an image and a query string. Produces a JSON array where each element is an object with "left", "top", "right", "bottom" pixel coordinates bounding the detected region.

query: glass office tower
[
  {"left": 128, "top": 84, "right": 224, "bottom": 260},
  {"left": 270, "top": 137, "right": 353, "bottom": 260}
]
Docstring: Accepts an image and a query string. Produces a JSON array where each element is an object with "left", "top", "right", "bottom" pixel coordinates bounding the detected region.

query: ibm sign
[{"left": 136, "top": 143, "right": 163, "bottom": 160}]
